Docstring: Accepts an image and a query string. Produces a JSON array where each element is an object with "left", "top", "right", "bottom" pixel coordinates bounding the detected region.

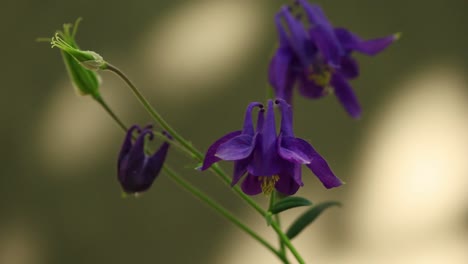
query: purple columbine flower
[
  {"left": 118, "top": 125, "right": 170, "bottom": 194},
  {"left": 269, "top": 0, "right": 398, "bottom": 118},
  {"left": 200, "top": 99, "right": 342, "bottom": 196}
]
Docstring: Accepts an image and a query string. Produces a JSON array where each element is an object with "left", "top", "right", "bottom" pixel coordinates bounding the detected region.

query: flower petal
[
  {"left": 278, "top": 136, "right": 314, "bottom": 164},
  {"left": 199, "top": 131, "right": 241, "bottom": 171},
  {"left": 306, "top": 154, "right": 343, "bottom": 189},
  {"left": 276, "top": 99, "right": 294, "bottom": 137},
  {"left": 309, "top": 26, "right": 341, "bottom": 67},
  {"left": 277, "top": 136, "right": 341, "bottom": 188},
  {"left": 298, "top": 74, "right": 327, "bottom": 99},
  {"left": 241, "top": 174, "right": 262, "bottom": 195},
  {"left": 131, "top": 142, "right": 169, "bottom": 193},
  {"left": 335, "top": 28, "right": 397, "bottom": 56},
  {"left": 260, "top": 101, "right": 277, "bottom": 149},
  {"left": 232, "top": 158, "right": 250, "bottom": 186},
  {"left": 242, "top": 102, "right": 263, "bottom": 135},
  {"left": 249, "top": 100, "right": 281, "bottom": 176},
  {"left": 299, "top": 1, "right": 342, "bottom": 66},
  {"left": 298, "top": 1, "right": 331, "bottom": 26},
  {"left": 339, "top": 56, "right": 360, "bottom": 80},
  {"left": 118, "top": 125, "right": 140, "bottom": 167},
  {"left": 126, "top": 129, "right": 153, "bottom": 172},
  {"left": 276, "top": 167, "right": 302, "bottom": 196},
  {"left": 279, "top": 7, "right": 311, "bottom": 66},
  {"left": 331, "top": 73, "right": 361, "bottom": 118},
  {"left": 216, "top": 134, "right": 255, "bottom": 161},
  {"left": 145, "top": 142, "right": 170, "bottom": 178},
  {"left": 269, "top": 47, "right": 296, "bottom": 103}
]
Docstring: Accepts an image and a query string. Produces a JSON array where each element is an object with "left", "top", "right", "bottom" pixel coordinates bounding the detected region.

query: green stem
[
  {"left": 104, "top": 63, "right": 305, "bottom": 264},
  {"left": 163, "top": 166, "right": 288, "bottom": 263},
  {"left": 270, "top": 191, "right": 286, "bottom": 257},
  {"left": 94, "top": 95, "right": 126, "bottom": 131},
  {"left": 271, "top": 221, "right": 305, "bottom": 264},
  {"left": 94, "top": 96, "right": 288, "bottom": 263}
]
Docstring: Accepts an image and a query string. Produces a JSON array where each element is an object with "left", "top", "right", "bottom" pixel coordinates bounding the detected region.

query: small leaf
[
  {"left": 286, "top": 201, "right": 341, "bottom": 240},
  {"left": 269, "top": 196, "right": 312, "bottom": 214}
]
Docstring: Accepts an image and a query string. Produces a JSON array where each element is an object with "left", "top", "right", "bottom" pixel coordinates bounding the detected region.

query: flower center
[
  {"left": 307, "top": 64, "right": 332, "bottom": 87},
  {"left": 258, "top": 175, "right": 280, "bottom": 195}
]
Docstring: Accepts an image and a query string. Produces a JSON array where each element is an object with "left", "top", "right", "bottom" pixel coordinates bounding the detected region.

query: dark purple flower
[
  {"left": 200, "top": 100, "right": 342, "bottom": 196},
  {"left": 118, "top": 125, "right": 170, "bottom": 194},
  {"left": 269, "top": 0, "right": 398, "bottom": 118}
]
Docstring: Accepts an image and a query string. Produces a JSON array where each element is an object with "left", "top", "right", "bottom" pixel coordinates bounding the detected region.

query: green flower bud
[{"left": 49, "top": 18, "right": 104, "bottom": 98}]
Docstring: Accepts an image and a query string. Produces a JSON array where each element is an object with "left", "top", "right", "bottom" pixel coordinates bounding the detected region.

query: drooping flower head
[
  {"left": 269, "top": 0, "right": 398, "bottom": 118},
  {"left": 118, "top": 125, "right": 170, "bottom": 194},
  {"left": 200, "top": 100, "right": 342, "bottom": 196}
]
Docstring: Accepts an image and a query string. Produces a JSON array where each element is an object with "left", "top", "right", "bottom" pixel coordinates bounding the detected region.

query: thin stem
[
  {"left": 163, "top": 166, "right": 288, "bottom": 263},
  {"left": 94, "top": 96, "right": 288, "bottom": 263},
  {"left": 271, "top": 221, "right": 305, "bottom": 264},
  {"left": 94, "top": 96, "right": 126, "bottom": 131},
  {"left": 104, "top": 63, "right": 305, "bottom": 264},
  {"left": 270, "top": 191, "right": 286, "bottom": 256}
]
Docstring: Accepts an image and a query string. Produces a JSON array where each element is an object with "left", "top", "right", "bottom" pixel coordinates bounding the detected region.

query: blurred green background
[{"left": 1, "top": 0, "right": 468, "bottom": 263}]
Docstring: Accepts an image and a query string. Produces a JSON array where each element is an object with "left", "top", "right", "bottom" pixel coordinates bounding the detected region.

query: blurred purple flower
[
  {"left": 118, "top": 125, "right": 170, "bottom": 194},
  {"left": 200, "top": 100, "right": 342, "bottom": 196},
  {"left": 269, "top": 0, "right": 398, "bottom": 118}
]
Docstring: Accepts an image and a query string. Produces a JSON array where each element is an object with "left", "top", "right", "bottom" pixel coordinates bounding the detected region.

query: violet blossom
[
  {"left": 269, "top": 0, "right": 398, "bottom": 118},
  {"left": 200, "top": 100, "right": 342, "bottom": 196},
  {"left": 118, "top": 125, "right": 170, "bottom": 194}
]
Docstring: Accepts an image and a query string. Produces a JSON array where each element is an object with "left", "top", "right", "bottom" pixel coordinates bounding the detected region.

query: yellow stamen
[
  {"left": 309, "top": 70, "right": 332, "bottom": 87},
  {"left": 258, "top": 175, "right": 280, "bottom": 195}
]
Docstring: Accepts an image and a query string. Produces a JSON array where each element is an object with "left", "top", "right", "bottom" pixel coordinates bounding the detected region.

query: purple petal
[
  {"left": 232, "top": 158, "right": 250, "bottom": 186},
  {"left": 277, "top": 136, "right": 341, "bottom": 189},
  {"left": 276, "top": 167, "right": 301, "bottom": 196},
  {"left": 145, "top": 142, "right": 169, "bottom": 177},
  {"left": 309, "top": 27, "right": 341, "bottom": 67},
  {"left": 335, "top": 28, "right": 397, "bottom": 56},
  {"left": 276, "top": 99, "right": 294, "bottom": 137},
  {"left": 134, "top": 142, "right": 169, "bottom": 193},
  {"left": 242, "top": 102, "right": 263, "bottom": 135},
  {"left": 298, "top": 74, "right": 327, "bottom": 99},
  {"left": 241, "top": 174, "right": 262, "bottom": 195},
  {"left": 126, "top": 129, "right": 153, "bottom": 172},
  {"left": 279, "top": 7, "right": 311, "bottom": 66},
  {"left": 299, "top": 1, "right": 342, "bottom": 66},
  {"left": 118, "top": 125, "right": 140, "bottom": 167},
  {"left": 216, "top": 134, "right": 255, "bottom": 161},
  {"left": 199, "top": 131, "right": 241, "bottom": 171},
  {"left": 339, "top": 56, "right": 360, "bottom": 80},
  {"left": 278, "top": 136, "right": 314, "bottom": 164},
  {"left": 298, "top": 1, "right": 331, "bottom": 26},
  {"left": 261, "top": 100, "right": 277, "bottom": 152},
  {"left": 268, "top": 47, "right": 296, "bottom": 104},
  {"left": 249, "top": 100, "right": 281, "bottom": 176},
  {"left": 274, "top": 10, "right": 291, "bottom": 49},
  {"left": 331, "top": 73, "right": 361, "bottom": 118},
  {"left": 306, "top": 154, "right": 342, "bottom": 189}
]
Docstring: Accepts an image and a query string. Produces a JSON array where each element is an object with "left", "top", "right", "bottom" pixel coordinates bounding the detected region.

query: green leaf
[
  {"left": 286, "top": 201, "right": 341, "bottom": 240},
  {"left": 269, "top": 196, "right": 312, "bottom": 214}
]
